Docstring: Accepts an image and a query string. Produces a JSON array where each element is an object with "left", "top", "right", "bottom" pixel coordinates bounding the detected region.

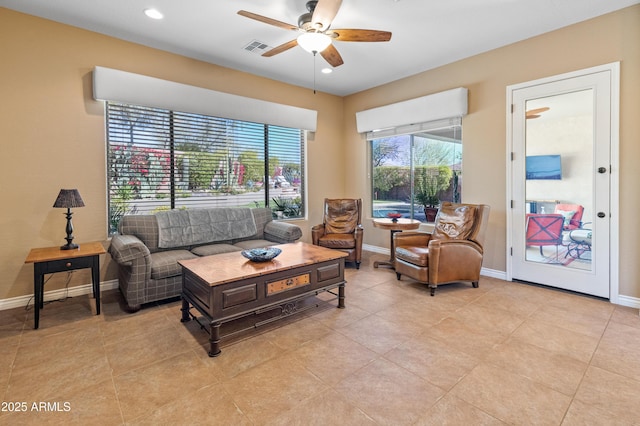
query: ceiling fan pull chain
[{"left": 313, "top": 52, "right": 317, "bottom": 94}]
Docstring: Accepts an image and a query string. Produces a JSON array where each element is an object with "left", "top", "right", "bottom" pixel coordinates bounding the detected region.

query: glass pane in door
[{"left": 524, "top": 89, "right": 593, "bottom": 271}]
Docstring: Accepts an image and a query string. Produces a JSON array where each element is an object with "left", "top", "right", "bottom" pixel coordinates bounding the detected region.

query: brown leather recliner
[
  {"left": 394, "top": 202, "right": 490, "bottom": 296},
  {"left": 312, "top": 198, "right": 364, "bottom": 269}
]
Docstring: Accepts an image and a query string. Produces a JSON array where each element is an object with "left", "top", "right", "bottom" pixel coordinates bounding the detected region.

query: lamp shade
[
  {"left": 53, "top": 189, "right": 85, "bottom": 208},
  {"left": 297, "top": 32, "right": 332, "bottom": 53}
]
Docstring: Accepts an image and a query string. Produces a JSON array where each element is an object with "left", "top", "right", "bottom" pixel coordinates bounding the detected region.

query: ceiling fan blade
[
  {"left": 526, "top": 107, "right": 550, "bottom": 116},
  {"left": 320, "top": 44, "right": 344, "bottom": 67},
  {"left": 262, "top": 39, "right": 299, "bottom": 57},
  {"left": 311, "top": 0, "right": 343, "bottom": 31},
  {"left": 237, "top": 10, "right": 298, "bottom": 31},
  {"left": 328, "top": 29, "right": 392, "bottom": 42}
]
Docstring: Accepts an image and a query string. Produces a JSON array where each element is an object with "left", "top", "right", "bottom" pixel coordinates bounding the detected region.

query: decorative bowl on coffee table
[{"left": 241, "top": 247, "right": 282, "bottom": 262}]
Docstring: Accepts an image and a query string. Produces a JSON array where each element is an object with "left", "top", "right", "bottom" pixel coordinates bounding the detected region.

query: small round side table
[{"left": 372, "top": 218, "right": 421, "bottom": 268}]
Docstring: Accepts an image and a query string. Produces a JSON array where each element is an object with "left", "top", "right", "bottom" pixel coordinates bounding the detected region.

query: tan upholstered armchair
[
  {"left": 312, "top": 198, "right": 364, "bottom": 269},
  {"left": 394, "top": 202, "right": 490, "bottom": 296}
]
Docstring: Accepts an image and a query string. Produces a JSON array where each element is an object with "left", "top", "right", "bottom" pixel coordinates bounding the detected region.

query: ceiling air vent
[{"left": 243, "top": 40, "right": 271, "bottom": 54}]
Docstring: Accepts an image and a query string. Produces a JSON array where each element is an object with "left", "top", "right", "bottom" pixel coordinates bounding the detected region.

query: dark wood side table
[
  {"left": 24, "top": 242, "right": 106, "bottom": 329},
  {"left": 372, "top": 218, "right": 421, "bottom": 268}
]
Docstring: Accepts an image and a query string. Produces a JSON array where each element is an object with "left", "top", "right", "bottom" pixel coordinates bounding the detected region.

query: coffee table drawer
[
  {"left": 267, "top": 273, "right": 310, "bottom": 295},
  {"left": 222, "top": 284, "right": 258, "bottom": 308},
  {"left": 317, "top": 262, "right": 341, "bottom": 282}
]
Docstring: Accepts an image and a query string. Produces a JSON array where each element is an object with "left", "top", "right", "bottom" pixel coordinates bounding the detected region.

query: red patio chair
[{"left": 525, "top": 213, "right": 565, "bottom": 261}]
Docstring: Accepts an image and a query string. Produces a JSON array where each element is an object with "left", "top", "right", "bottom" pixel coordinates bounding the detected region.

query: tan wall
[
  {"left": 344, "top": 5, "right": 640, "bottom": 298},
  {"left": 0, "top": 8, "right": 344, "bottom": 300},
  {"left": 1, "top": 5, "right": 639, "bottom": 302}
]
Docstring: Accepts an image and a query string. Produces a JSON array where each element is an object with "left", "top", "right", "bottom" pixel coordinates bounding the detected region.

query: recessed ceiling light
[
  {"left": 321, "top": 68, "right": 333, "bottom": 74},
  {"left": 144, "top": 8, "right": 164, "bottom": 20}
]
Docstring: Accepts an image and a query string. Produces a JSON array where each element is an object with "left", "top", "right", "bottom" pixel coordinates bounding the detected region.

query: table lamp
[{"left": 53, "top": 189, "right": 85, "bottom": 250}]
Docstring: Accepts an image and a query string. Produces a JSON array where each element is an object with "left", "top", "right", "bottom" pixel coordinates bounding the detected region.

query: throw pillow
[
  {"left": 556, "top": 209, "right": 576, "bottom": 227},
  {"left": 432, "top": 204, "right": 476, "bottom": 240},
  {"left": 325, "top": 199, "right": 359, "bottom": 234}
]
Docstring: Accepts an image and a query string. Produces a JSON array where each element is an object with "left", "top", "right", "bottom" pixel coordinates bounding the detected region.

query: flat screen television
[{"left": 526, "top": 155, "right": 562, "bottom": 180}]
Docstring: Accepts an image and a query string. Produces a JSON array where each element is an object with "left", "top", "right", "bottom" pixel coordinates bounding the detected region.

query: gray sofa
[{"left": 108, "top": 207, "right": 302, "bottom": 311}]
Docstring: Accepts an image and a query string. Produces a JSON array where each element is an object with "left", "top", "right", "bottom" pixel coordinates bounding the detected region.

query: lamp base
[{"left": 61, "top": 208, "right": 78, "bottom": 250}]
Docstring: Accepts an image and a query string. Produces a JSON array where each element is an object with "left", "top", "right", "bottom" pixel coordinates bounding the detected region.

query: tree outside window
[{"left": 371, "top": 126, "right": 462, "bottom": 222}]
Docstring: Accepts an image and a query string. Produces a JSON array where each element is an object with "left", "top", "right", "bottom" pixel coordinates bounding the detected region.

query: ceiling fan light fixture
[
  {"left": 143, "top": 8, "right": 164, "bottom": 20},
  {"left": 297, "top": 32, "right": 331, "bottom": 54}
]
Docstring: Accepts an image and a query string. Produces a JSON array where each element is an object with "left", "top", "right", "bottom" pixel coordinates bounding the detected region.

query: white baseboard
[
  {"left": 364, "top": 244, "right": 506, "bottom": 280},
  {"left": 617, "top": 295, "right": 640, "bottom": 310},
  {"left": 0, "top": 279, "right": 119, "bottom": 311},
  {"left": 478, "top": 267, "right": 507, "bottom": 280},
  {"left": 363, "top": 246, "right": 638, "bottom": 310},
  {"left": 4, "top": 256, "right": 638, "bottom": 313},
  {"left": 363, "top": 243, "right": 389, "bottom": 255}
]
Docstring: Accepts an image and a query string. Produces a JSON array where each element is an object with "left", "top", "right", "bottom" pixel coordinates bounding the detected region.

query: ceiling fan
[
  {"left": 237, "top": 0, "right": 392, "bottom": 67},
  {"left": 525, "top": 107, "right": 550, "bottom": 119}
]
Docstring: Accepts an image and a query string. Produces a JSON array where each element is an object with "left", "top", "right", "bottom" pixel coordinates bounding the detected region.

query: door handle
[
  {"left": 598, "top": 167, "right": 607, "bottom": 174},
  {"left": 597, "top": 212, "right": 606, "bottom": 218}
]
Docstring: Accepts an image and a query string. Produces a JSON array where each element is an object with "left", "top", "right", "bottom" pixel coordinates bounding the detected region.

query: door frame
[{"left": 505, "top": 62, "right": 620, "bottom": 303}]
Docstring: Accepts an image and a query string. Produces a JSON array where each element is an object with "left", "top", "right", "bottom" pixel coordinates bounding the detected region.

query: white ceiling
[{"left": 1, "top": 0, "right": 637, "bottom": 96}]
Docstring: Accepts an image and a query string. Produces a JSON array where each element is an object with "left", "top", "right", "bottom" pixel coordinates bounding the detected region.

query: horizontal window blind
[{"left": 106, "top": 102, "right": 305, "bottom": 233}]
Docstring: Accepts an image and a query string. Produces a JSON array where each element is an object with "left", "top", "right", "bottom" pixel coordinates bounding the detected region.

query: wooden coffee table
[{"left": 179, "top": 242, "right": 347, "bottom": 357}]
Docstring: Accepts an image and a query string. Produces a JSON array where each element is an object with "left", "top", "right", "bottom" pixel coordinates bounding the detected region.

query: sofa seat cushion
[
  {"left": 396, "top": 246, "right": 429, "bottom": 267},
  {"left": 318, "top": 233, "right": 356, "bottom": 249},
  {"left": 150, "top": 250, "right": 198, "bottom": 280},
  {"left": 233, "top": 240, "right": 278, "bottom": 250},
  {"left": 190, "top": 244, "right": 241, "bottom": 257}
]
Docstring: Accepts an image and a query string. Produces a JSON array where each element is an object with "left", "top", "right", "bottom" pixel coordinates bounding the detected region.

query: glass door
[{"left": 509, "top": 69, "right": 612, "bottom": 298}]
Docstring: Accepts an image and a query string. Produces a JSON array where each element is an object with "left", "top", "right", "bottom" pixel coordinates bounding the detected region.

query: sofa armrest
[
  {"left": 108, "top": 234, "right": 152, "bottom": 311},
  {"left": 108, "top": 234, "right": 151, "bottom": 265},
  {"left": 264, "top": 221, "right": 303, "bottom": 243}
]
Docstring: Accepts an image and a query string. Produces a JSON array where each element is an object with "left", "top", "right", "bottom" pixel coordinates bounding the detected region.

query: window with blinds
[{"left": 106, "top": 102, "right": 305, "bottom": 233}]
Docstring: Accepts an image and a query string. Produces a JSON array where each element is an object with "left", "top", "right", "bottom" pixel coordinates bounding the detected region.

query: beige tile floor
[{"left": 1, "top": 251, "right": 639, "bottom": 425}]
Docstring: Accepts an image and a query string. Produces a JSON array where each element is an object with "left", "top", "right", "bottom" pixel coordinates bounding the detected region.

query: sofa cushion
[
  {"left": 190, "top": 244, "right": 241, "bottom": 257},
  {"left": 233, "top": 240, "right": 278, "bottom": 250},
  {"left": 156, "top": 208, "right": 256, "bottom": 248},
  {"left": 118, "top": 215, "right": 160, "bottom": 251},
  {"left": 250, "top": 208, "right": 272, "bottom": 240},
  {"left": 149, "top": 250, "right": 198, "bottom": 280}
]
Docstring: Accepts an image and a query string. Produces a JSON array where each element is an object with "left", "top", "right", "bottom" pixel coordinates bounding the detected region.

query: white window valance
[
  {"left": 93, "top": 66, "right": 318, "bottom": 131},
  {"left": 355, "top": 87, "right": 468, "bottom": 134},
  {"left": 363, "top": 117, "right": 462, "bottom": 141}
]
